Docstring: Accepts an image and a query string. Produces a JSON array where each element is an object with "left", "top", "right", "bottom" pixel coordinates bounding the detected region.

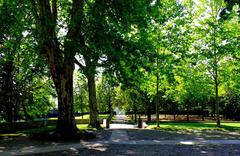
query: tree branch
[
  {"left": 65, "top": 0, "right": 85, "bottom": 59},
  {"left": 66, "top": 0, "right": 84, "bottom": 41},
  {"left": 52, "top": 0, "right": 57, "bottom": 24},
  {"left": 207, "top": 68, "right": 214, "bottom": 78}
]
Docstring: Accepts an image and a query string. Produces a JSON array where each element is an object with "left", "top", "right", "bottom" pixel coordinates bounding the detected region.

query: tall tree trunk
[
  {"left": 201, "top": 102, "right": 205, "bottom": 121},
  {"left": 156, "top": 58, "right": 160, "bottom": 127},
  {"left": 131, "top": 110, "right": 134, "bottom": 120},
  {"left": 2, "top": 59, "right": 14, "bottom": 123},
  {"left": 108, "top": 87, "right": 112, "bottom": 117},
  {"left": 134, "top": 112, "right": 137, "bottom": 123},
  {"left": 87, "top": 73, "right": 100, "bottom": 128},
  {"left": 215, "top": 75, "right": 220, "bottom": 127},
  {"left": 147, "top": 103, "right": 151, "bottom": 122},
  {"left": 212, "top": 19, "right": 220, "bottom": 127},
  {"left": 53, "top": 64, "right": 78, "bottom": 137},
  {"left": 186, "top": 104, "right": 189, "bottom": 122},
  {"left": 31, "top": 0, "right": 84, "bottom": 139},
  {"left": 80, "top": 90, "right": 84, "bottom": 119},
  {"left": 133, "top": 104, "right": 137, "bottom": 123}
]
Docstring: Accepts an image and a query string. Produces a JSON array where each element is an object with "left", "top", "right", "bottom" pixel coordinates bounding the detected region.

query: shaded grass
[
  {"left": 23, "top": 126, "right": 56, "bottom": 135},
  {"left": 0, "top": 126, "right": 55, "bottom": 137},
  {"left": 0, "top": 124, "right": 101, "bottom": 137},
  {"left": 147, "top": 122, "right": 240, "bottom": 131}
]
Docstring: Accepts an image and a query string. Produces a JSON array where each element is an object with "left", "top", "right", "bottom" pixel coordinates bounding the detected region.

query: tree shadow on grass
[
  {"left": 140, "top": 122, "right": 240, "bottom": 140},
  {"left": 28, "top": 128, "right": 97, "bottom": 142},
  {"left": 148, "top": 121, "right": 240, "bottom": 131}
]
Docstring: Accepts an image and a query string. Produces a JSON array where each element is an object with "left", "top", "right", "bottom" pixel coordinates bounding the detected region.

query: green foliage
[
  {"left": 0, "top": 0, "right": 55, "bottom": 121},
  {"left": 73, "top": 72, "right": 89, "bottom": 114},
  {"left": 96, "top": 76, "right": 115, "bottom": 113},
  {"left": 1, "top": 0, "right": 240, "bottom": 125}
]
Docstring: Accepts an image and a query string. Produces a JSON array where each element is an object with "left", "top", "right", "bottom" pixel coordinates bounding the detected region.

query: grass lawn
[
  {"left": 0, "top": 124, "right": 102, "bottom": 137},
  {"left": 147, "top": 122, "right": 240, "bottom": 131},
  {"left": 48, "top": 114, "right": 110, "bottom": 120},
  {"left": 76, "top": 114, "right": 110, "bottom": 120}
]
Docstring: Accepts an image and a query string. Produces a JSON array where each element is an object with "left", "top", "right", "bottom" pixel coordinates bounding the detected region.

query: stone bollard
[
  {"left": 103, "top": 118, "right": 110, "bottom": 128},
  {"left": 103, "top": 119, "right": 107, "bottom": 127},
  {"left": 138, "top": 118, "right": 143, "bottom": 128}
]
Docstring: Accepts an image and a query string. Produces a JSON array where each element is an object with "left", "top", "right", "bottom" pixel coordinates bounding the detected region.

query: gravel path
[{"left": 26, "top": 144, "right": 240, "bottom": 156}]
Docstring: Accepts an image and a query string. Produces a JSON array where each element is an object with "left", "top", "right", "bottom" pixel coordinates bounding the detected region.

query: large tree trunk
[
  {"left": 87, "top": 73, "right": 100, "bottom": 128},
  {"left": 80, "top": 90, "right": 84, "bottom": 119},
  {"left": 31, "top": 0, "right": 84, "bottom": 139},
  {"left": 147, "top": 103, "right": 151, "bottom": 122},
  {"left": 201, "top": 102, "right": 205, "bottom": 121},
  {"left": 53, "top": 64, "right": 78, "bottom": 137},
  {"left": 156, "top": 63, "right": 160, "bottom": 127},
  {"left": 186, "top": 104, "right": 189, "bottom": 122},
  {"left": 215, "top": 75, "right": 220, "bottom": 127},
  {"left": 133, "top": 104, "right": 137, "bottom": 123},
  {"left": 2, "top": 59, "right": 14, "bottom": 123}
]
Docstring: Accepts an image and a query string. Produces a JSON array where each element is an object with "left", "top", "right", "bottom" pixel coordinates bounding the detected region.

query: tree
[
  {"left": 192, "top": 0, "right": 240, "bottom": 127},
  {"left": 73, "top": 72, "right": 88, "bottom": 118},
  {"left": 97, "top": 76, "right": 115, "bottom": 115},
  {"left": 29, "top": 0, "right": 161, "bottom": 134},
  {"left": 0, "top": 0, "right": 55, "bottom": 122},
  {"left": 141, "top": 0, "right": 192, "bottom": 125},
  {"left": 73, "top": 0, "right": 161, "bottom": 127},
  {"left": 30, "top": 0, "right": 84, "bottom": 137},
  {"left": 0, "top": 0, "right": 24, "bottom": 122}
]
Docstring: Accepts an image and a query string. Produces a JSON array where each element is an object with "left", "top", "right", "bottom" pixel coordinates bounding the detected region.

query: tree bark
[
  {"left": 108, "top": 87, "right": 112, "bottom": 117},
  {"left": 213, "top": 24, "right": 220, "bottom": 127},
  {"left": 30, "top": 0, "right": 85, "bottom": 139},
  {"left": 131, "top": 111, "right": 134, "bottom": 120},
  {"left": 156, "top": 58, "right": 160, "bottom": 127},
  {"left": 134, "top": 112, "right": 137, "bottom": 123},
  {"left": 53, "top": 64, "right": 78, "bottom": 137},
  {"left": 215, "top": 75, "right": 220, "bottom": 127},
  {"left": 201, "top": 103, "right": 205, "bottom": 121},
  {"left": 147, "top": 103, "right": 151, "bottom": 122},
  {"left": 87, "top": 73, "right": 100, "bottom": 128},
  {"left": 186, "top": 104, "right": 189, "bottom": 122},
  {"left": 4, "top": 61, "right": 14, "bottom": 122},
  {"left": 133, "top": 104, "right": 137, "bottom": 123},
  {"left": 80, "top": 89, "right": 84, "bottom": 119}
]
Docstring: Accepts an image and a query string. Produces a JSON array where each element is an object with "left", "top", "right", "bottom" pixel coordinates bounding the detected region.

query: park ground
[{"left": 1, "top": 115, "right": 240, "bottom": 156}]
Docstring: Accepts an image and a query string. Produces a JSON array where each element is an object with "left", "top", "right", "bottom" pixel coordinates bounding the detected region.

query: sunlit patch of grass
[
  {"left": 147, "top": 122, "right": 240, "bottom": 131},
  {"left": 49, "top": 114, "right": 110, "bottom": 120},
  {"left": 77, "top": 124, "right": 92, "bottom": 130},
  {"left": 75, "top": 114, "right": 109, "bottom": 119},
  {"left": 48, "top": 118, "right": 57, "bottom": 120},
  {"left": 0, "top": 133, "right": 25, "bottom": 137},
  {"left": 77, "top": 124, "right": 105, "bottom": 130}
]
